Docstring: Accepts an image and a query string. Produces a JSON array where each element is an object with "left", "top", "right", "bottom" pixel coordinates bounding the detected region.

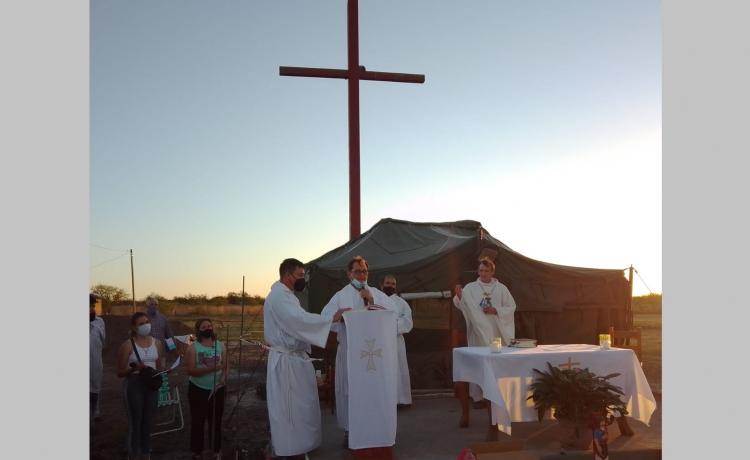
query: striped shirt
[{"left": 147, "top": 311, "right": 173, "bottom": 341}]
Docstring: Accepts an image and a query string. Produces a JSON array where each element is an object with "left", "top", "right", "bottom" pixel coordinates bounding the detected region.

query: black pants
[
  {"left": 123, "top": 377, "right": 158, "bottom": 456},
  {"left": 90, "top": 392, "right": 99, "bottom": 419},
  {"left": 188, "top": 381, "right": 225, "bottom": 454}
]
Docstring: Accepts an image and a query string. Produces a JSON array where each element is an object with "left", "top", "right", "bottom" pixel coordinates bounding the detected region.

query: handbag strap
[{"left": 130, "top": 337, "right": 144, "bottom": 364}]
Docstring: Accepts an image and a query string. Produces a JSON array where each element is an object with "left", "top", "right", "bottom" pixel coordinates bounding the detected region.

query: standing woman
[
  {"left": 117, "top": 312, "right": 167, "bottom": 460},
  {"left": 186, "top": 318, "right": 229, "bottom": 460}
]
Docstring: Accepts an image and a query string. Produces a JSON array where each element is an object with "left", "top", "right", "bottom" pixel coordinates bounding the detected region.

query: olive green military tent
[{"left": 305, "top": 218, "right": 630, "bottom": 345}]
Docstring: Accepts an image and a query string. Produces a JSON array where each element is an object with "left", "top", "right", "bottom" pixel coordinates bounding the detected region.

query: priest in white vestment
[
  {"left": 320, "top": 256, "right": 396, "bottom": 446},
  {"left": 264, "top": 258, "right": 350, "bottom": 458},
  {"left": 453, "top": 257, "right": 516, "bottom": 401},
  {"left": 380, "top": 274, "right": 413, "bottom": 406}
]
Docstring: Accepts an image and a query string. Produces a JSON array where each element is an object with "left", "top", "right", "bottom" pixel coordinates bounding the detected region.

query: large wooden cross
[{"left": 280, "top": 0, "right": 425, "bottom": 240}]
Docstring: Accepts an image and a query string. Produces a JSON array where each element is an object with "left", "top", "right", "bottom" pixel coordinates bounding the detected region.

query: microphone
[{"left": 353, "top": 281, "right": 371, "bottom": 306}]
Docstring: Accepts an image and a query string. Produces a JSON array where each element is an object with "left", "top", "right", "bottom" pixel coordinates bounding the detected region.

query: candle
[
  {"left": 490, "top": 338, "right": 503, "bottom": 353},
  {"left": 599, "top": 334, "right": 611, "bottom": 349}
]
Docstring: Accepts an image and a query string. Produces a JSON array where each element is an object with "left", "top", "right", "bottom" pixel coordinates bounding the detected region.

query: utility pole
[{"left": 130, "top": 249, "right": 136, "bottom": 314}]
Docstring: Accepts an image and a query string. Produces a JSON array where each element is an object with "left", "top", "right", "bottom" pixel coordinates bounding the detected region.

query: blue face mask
[{"left": 351, "top": 279, "right": 367, "bottom": 290}]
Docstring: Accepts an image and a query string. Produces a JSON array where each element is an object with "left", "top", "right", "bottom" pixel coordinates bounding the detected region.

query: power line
[
  {"left": 90, "top": 253, "right": 128, "bottom": 269},
  {"left": 90, "top": 244, "right": 128, "bottom": 253}
]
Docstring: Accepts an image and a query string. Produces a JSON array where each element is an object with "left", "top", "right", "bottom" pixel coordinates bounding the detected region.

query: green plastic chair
[{"left": 152, "top": 374, "right": 184, "bottom": 436}]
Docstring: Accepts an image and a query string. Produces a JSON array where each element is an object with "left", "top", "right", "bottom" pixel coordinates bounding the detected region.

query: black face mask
[
  {"left": 293, "top": 277, "right": 306, "bottom": 292},
  {"left": 199, "top": 329, "right": 214, "bottom": 339},
  {"left": 90, "top": 312, "right": 96, "bottom": 322},
  {"left": 382, "top": 286, "right": 396, "bottom": 296}
]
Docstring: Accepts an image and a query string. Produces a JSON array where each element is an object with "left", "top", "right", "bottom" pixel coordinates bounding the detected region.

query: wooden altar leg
[
  {"left": 455, "top": 382, "right": 470, "bottom": 428},
  {"left": 486, "top": 403, "right": 499, "bottom": 441}
]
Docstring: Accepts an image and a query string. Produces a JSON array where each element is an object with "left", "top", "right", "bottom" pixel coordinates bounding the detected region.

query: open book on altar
[{"left": 344, "top": 309, "right": 398, "bottom": 449}]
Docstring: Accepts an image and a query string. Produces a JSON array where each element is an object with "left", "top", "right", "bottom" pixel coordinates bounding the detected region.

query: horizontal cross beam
[{"left": 280, "top": 66, "right": 425, "bottom": 84}]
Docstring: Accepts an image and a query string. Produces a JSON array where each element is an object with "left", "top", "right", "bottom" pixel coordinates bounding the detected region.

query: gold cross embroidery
[
  {"left": 360, "top": 339, "right": 382, "bottom": 371},
  {"left": 558, "top": 357, "right": 581, "bottom": 370}
]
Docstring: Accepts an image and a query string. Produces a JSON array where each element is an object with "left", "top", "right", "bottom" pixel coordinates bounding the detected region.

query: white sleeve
[
  {"left": 497, "top": 286, "right": 517, "bottom": 342},
  {"left": 321, "top": 291, "right": 343, "bottom": 333},
  {"left": 273, "top": 297, "right": 333, "bottom": 349},
  {"left": 396, "top": 297, "right": 413, "bottom": 335},
  {"left": 372, "top": 288, "right": 395, "bottom": 311},
  {"left": 500, "top": 286, "right": 517, "bottom": 314},
  {"left": 94, "top": 318, "right": 106, "bottom": 342}
]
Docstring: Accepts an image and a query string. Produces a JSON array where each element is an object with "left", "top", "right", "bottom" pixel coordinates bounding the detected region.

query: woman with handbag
[
  {"left": 117, "top": 311, "right": 167, "bottom": 460},
  {"left": 185, "top": 318, "right": 228, "bottom": 460}
]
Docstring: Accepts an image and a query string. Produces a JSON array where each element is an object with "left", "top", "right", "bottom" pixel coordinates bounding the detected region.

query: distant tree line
[
  {"left": 90, "top": 284, "right": 265, "bottom": 306},
  {"left": 632, "top": 293, "right": 661, "bottom": 314}
]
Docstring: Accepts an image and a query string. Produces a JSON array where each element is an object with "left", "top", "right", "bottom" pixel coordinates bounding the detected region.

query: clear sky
[{"left": 90, "top": 0, "right": 661, "bottom": 299}]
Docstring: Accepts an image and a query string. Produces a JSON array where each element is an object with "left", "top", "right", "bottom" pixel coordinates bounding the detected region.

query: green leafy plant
[{"left": 527, "top": 362, "right": 629, "bottom": 424}]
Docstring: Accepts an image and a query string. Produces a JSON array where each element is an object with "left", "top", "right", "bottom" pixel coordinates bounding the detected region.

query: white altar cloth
[{"left": 452, "top": 344, "right": 657, "bottom": 435}]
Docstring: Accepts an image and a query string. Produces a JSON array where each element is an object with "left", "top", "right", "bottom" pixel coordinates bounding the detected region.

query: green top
[{"left": 189, "top": 340, "right": 224, "bottom": 390}]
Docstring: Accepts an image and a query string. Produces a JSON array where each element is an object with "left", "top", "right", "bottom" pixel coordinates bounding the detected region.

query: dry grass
[{"left": 634, "top": 312, "right": 662, "bottom": 393}]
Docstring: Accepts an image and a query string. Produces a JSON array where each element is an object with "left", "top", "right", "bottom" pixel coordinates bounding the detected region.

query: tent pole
[{"left": 627, "top": 265, "right": 634, "bottom": 329}]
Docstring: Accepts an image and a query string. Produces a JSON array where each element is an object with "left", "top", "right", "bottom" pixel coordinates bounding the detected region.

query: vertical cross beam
[{"left": 347, "top": 0, "right": 361, "bottom": 239}]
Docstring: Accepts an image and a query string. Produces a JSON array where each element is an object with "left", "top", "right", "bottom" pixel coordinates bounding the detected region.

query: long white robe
[
  {"left": 264, "top": 281, "right": 333, "bottom": 456},
  {"left": 453, "top": 277, "right": 516, "bottom": 400},
  {"left": 320, "top": 283, "right": 395, "bottom": 431},
  {"left": 89, "top": 316, "right": 105, "bottom": 394},
  {"left": 388, "top": 294, "right": 413, "bottom": 405}
]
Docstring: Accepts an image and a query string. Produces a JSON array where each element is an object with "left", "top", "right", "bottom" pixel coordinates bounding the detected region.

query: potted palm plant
[{"left": 527, "top": 362, "right": 629, "bottom": 450}]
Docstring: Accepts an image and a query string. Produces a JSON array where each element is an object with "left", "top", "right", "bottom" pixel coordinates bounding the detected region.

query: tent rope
[{"left": 633, "top": 268, "right": 654, "bottom": 294}]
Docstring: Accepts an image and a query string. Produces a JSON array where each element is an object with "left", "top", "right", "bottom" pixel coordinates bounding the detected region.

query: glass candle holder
[
  {"left": 490, "top": 338, "right": 503, "bottom": 353},
  {"left": 599, "top": 334, "right": 611, "bottom": 349}
]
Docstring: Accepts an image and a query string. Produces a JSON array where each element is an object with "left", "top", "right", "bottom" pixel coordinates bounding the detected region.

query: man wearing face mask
[
  {"left": 90, "top": 293, "right": 106, "bottom": 423},
  {"left": 320, "top": 255, "right": 396, "bottom": 448},
  {"left": 263, "top": 258, "right": 350, "bottom": 460},
  {"left": 380, "top": 274, "right": 413, "bottom": 408},
  {"left": 145, "top": 296, "right": 174, "bottom": 358}
]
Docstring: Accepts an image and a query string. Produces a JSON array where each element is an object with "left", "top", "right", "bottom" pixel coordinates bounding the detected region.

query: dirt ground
[{"left": 90, "top": 316, "right": 271, "bottom": 460}]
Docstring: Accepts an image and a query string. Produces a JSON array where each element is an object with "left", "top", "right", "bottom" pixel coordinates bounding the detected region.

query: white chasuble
[
  {"left": 320, "top": 283, "right": 395, "bottom": 431},
  {"left": 453, "top": 278, "right": 516, "bottom": 347},
  {"left": 344, "top": 309, "right": 398, "bottom": 449}
]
